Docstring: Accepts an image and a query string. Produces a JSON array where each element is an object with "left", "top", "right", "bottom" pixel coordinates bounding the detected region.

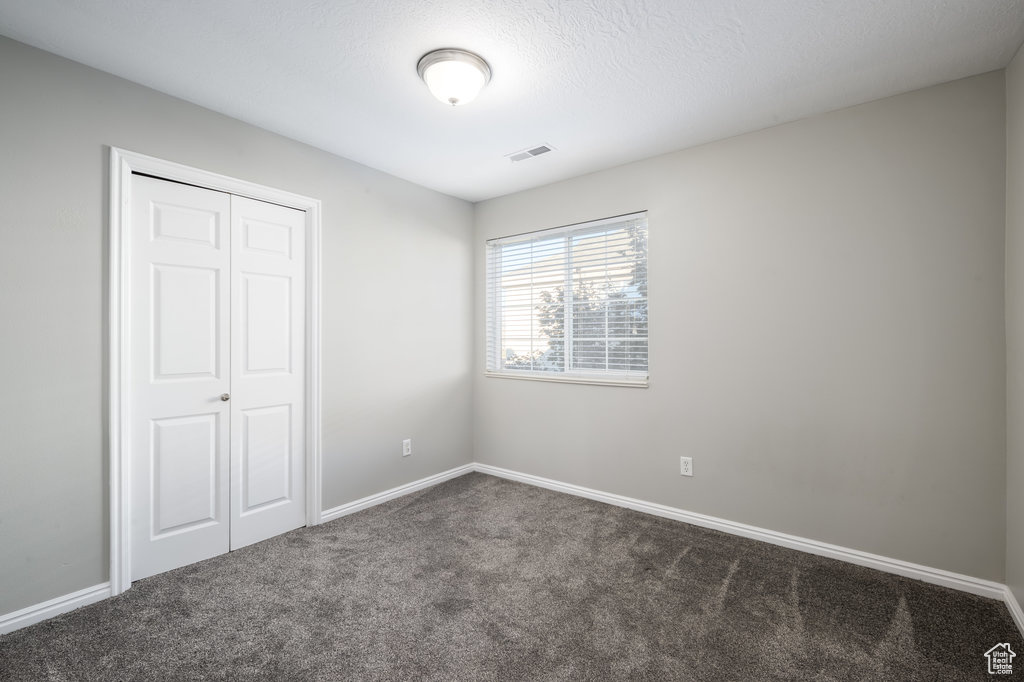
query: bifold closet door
[
  {"left": 228, "top": 195, "right": 306, "bottom": 550},
  {"left": 130, "top": 176, "right": 232, "bottom": 581},
  {"left": 130, "top": 175, "right": 306, "bottom": 582}
]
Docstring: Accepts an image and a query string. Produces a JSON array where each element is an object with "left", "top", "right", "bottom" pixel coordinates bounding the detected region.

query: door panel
[
  {"left": 152, "top": 265, "right": 220, "bottom": 380},
  {"left": 242, "top": 273, "right": 292, "bottom": 374},
  {"left": 151, "top": 202, "right": 220, "bottom": 247},
  {"left": 131, "top": 175, "right": 231, "bottom": 581},
  {"left": 152, "top": 413, "right": 220, "bottom": 533},
  {"left": 242, "top": 218, "right": 292, "bottom": 257},
  {"left": 241, "top": 404, "right": 292, "bottom": 511},
  {"left": 229, "top": 195, "right": 306, "bottom": 550}
]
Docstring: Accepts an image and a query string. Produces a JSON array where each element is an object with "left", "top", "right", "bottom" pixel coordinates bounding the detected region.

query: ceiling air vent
[{"left": 506, "top": 144, "right": 555, "bottom": 163}]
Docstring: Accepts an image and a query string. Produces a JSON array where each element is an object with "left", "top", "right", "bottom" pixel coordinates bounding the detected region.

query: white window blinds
[{"left": 485, "top": 212, "right": 648, "bottom": 385}]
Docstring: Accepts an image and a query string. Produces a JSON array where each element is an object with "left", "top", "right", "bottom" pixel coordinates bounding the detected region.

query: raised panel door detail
[
  {"left": 243, "top": 219, "right": 291, "bottom": 258},
  {"left": 242, "top": 273, "right": 291, "bottom": 374},
  {"left": 229, "top": 194, "right": 306, "bottom": 552},
  {"left": 152, "top": 414, "right": 219, "bottom": 535},
  {"left": 131, "top": 174, "right": 232, "bottom": 582},
  {"left": 241, "top": 405, "right": 291, "bottom": 512},
  {"left": 153, "top": 265, "right": 219, "bottom": 380},
  {"left": 152, "top": 202, "right": 219, "bottom": 248}
]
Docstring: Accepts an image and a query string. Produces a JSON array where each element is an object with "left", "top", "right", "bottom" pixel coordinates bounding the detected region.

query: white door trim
[{"left": 108, "top": 147, "right": 323, "bottom": 596}]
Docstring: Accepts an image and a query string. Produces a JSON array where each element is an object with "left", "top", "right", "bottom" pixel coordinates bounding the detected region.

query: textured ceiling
[{"left": 1, "top": 0, "right": 1023, "bottom": 201}]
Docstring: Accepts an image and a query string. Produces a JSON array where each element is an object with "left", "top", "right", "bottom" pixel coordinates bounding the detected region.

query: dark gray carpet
[{"left": 1, "top": 472, "right": 1020, "bottom": 680}]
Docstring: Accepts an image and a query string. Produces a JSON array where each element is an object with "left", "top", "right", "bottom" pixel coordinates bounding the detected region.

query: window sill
[{"left": 484, "top": 371, "right": 648, "bottom": 388}]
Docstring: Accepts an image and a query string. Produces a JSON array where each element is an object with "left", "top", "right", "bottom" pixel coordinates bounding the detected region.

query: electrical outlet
[
  {"left": 680, "top": 456, "right": 693, "bottom": 477},
  {"left": 402, "top": 439, "right": 412, "bottom": 457}
]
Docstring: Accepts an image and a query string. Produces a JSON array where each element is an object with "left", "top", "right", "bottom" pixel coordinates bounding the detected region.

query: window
[{"left": 485, "top": 212, "right": 648, "bottom": 386}]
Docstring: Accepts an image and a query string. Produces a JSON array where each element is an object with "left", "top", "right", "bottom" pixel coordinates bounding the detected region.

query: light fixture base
[{"left": 417, "top": 48, "right": 491, "bottom": 106}]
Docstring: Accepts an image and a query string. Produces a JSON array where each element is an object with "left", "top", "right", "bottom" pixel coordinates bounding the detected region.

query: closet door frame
[{"left": 108, "top": 147, "right": 323, "bottom": 596}]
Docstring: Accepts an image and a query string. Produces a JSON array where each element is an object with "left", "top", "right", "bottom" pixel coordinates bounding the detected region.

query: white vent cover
[{"left": 506, "top": 144, "right": 555, "bottom": 162}]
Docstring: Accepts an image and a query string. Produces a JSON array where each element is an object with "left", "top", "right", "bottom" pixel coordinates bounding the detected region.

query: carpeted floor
[{"left": 1, "top": 472, "right": 1020, "bottom": 680}]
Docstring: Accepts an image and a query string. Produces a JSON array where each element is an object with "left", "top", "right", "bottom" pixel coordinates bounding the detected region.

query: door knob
[{"left": 220, "top": 393, "right": 230, "bottom": 401}]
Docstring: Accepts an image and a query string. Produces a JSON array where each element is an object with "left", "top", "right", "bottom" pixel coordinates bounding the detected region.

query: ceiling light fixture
[{"left": 417, "top": 48, "right": 491, "bottom": 107}]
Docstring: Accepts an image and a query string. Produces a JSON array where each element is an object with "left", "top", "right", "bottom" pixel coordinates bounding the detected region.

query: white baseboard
[
  {"left": 4, "top": 463, "right": 1021, "bottom": 639},
  {"left": 473, "top": 463, "right": 1007, "bottom": 601},
  {"left": 320, "top": 463, "right": 475, "bottom": 524},
  {"left": 0, "top": 582, "right": 111, "bottom": 636},
  {"left": 1005, "top": 586, "right": 1024, "bottom": 637}
]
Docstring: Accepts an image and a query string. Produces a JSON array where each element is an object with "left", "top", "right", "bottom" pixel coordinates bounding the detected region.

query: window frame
[{"left": 484, "top": 211, "right": 649, "bottom": 388}]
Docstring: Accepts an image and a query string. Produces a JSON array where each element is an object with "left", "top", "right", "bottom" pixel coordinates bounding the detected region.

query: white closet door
[
  {"left": 228, "top": 195, "right": 306, "bottom": 549},
  {"left": 130, "top": 176, "right": 307, "bottom": 581},
  {"left": 130, "top": 175, "right": 232, "bottom": 581}
]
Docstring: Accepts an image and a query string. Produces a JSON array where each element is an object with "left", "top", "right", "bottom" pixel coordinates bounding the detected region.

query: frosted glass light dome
[{"left": 417, "top": 49, "right": 491, "bottom": 107}]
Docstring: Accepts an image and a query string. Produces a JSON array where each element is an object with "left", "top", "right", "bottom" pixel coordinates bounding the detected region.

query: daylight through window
[{"left": 485, "top": 212, "right": 648, "bottom": 385}]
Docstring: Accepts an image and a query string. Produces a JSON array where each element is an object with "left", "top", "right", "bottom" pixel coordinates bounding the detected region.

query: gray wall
[
  {"left": 0, "top": 32, "right": 1015, "bottom": 619},
  {"left": 0, "top": 37, "right": 474, "bottom": 615},
  {"left": 474, "top": 72, "right": 1007, "bottom": 581},
  {"left": 1007, "top": 46, "right": 1024, "bottom": 607}
]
